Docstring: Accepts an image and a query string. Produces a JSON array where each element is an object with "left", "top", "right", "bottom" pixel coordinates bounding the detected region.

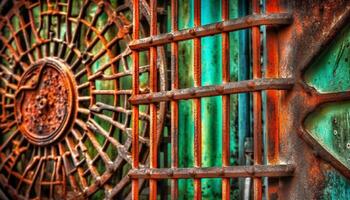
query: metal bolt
[
  {"left": 346, "top": 143, "right": 350, "bottom": 149},
  {"left": 333, "top": 130, "right": 337, "bottom": 135}
]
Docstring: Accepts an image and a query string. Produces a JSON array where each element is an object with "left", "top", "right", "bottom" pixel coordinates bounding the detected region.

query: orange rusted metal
[
  {"left": 252, "top": 0, "right": 263, "bottom": 199},
  {"left": 0, "top": 0, "right": 167, "bottom": 199},
  {"left": 221, "top": 0, "right": 230, "bottom": 199}
]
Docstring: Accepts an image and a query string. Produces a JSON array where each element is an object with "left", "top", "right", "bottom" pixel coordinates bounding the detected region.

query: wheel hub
[{"left": 15, "top": 58, "right": 76, "bottom": 146}]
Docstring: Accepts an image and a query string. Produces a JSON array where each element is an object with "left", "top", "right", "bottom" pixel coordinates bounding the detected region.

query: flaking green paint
[
  {"left": 322, "top": 170, "right": 350, "bottom": 200},
  {"left": 305, "top": 25, "right": 350, "bottom": 93},
  {"left": 177, "top": 0, "right": 240, "bottom": 199},
  {"left": 304, "top": 25, "right": 350, "bottom": 199},
  {"left": 304, "top": 102, "right": 350, "bottom": 170}
]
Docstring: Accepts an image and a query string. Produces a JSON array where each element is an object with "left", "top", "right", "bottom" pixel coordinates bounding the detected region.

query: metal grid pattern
[
  {"left": 0, "top": 0, "right": 166, "bottom": 199},
  {"left": 130, "top": 0, "right": 294, "bottom": 199}
]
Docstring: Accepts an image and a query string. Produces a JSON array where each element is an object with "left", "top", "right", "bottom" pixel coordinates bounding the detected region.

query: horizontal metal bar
[
  {"left": 129, "top": 78, "right": 294, "bottom": 104},
  {"left": 129, "top": 13, "right": 292, "bottom": 50},
  {"left": 128, "top": 164, "right": 295, "bottom": 179}
]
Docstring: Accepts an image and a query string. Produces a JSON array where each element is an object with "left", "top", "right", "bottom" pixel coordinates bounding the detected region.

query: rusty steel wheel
[{"left": 0, "top": 0, "right": 166, "bottom": 199}]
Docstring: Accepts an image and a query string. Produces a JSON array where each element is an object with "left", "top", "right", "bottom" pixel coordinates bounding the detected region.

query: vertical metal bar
[
  {"left": 265, "top": 0, "right": 280, "bottom": 198},
  {"left": 132, "top": 0, "right": 140, "bottom": 199},
  {"left": 237, "top": 1, "right": 250, "bottom": 197},
  {"left": 221, "top": 0, "right": 230, "bottom": 199},
  {"left": 193, "top": 0, "right": 202, "bottom": 199},
  {"left": 171, "top": 0, "right": 179, "bottom": 199},
  {"left": 150, "top": 0, "right": 158, "bottom": 199},
  {"left": 252, "top": 0, "right": 262, "bottom": 200}
]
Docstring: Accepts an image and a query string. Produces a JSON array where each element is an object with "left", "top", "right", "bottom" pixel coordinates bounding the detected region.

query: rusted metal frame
[
  {"left": 252, "top": 0, "right": 262, "bottom": 199},
  {"left": 149, "top": 0, "right": 158, "bottom": 199},
  {"left": 86, "top": 119, "right": 132, "bottom": 162},
  {"left": 0, "top": 136, "right": 25, "bottom": 172},
  {"left": 131, "top": 0, "right": 140, "bottom": 199},
  {"left": 54, "top": 1, "right": 62, "bottom": 57},
  {"left": 293, "top": 0, "right": 350, "bottom": 149},
  {"left": 14, "top": 12, "right": 36, "bottom": 63},
  {"left": 28, "top": 4, "right": 43, "bottom": 59},
  {"left": 58, "top": 142, "right": 80, "bottom": 195},
  {"left": 74, "top": 122, "right": 114, "bottom": 168},
  {"left": 1, "top": 16, "right": 27, "bottom": 61},
  {"left": 90, "top": 101, "right": 150, "bottom": 122},
  {"left": 265, "top": 0, "right": 282, "bottom": 198},
  {"left": 85, "top": 3, "right": 104, "bottom": 42},
  {"left": 68, "top": 129, "right": 106, "bottom": 196},
  {"left": 91, "top": 64, "right": 149, "bottom": 80},
  {"left": 45, "top": 1, "right": 53, "bottom": 57},
  {"left": 221, "top": 0, "right": 231, "bottom": 199},
  {"left": 0, "top": 0, "right": 156, "bottom": 198},
  {"left": 0, "top": 36, "right": 29, "bottom": 70},
  {"left": 24, "top": 148, "right": 45, "bottom": 198},
  {"left": 0, "top": 129, "right": 19, "bottom": 152},
  {"left": 170, "top": 0, "right": 179, "bottom": 199},
  {"left": 129, "top": 78, "right": 294, "bottom": 104},
  {"left": 193, "top": 0, "right": 202, "bottom": 199},
  {"left": 64, "top": 137, "right": 89, "bottom": 189},
  {"left": 129, "top": 13, "right": 292, "bottom": 50},
  {"left": 15, "top": 147, "right": 40, "bottom": 191},
  {"left": 292, "top": 88, "right": 350, "bottom": 179},
  {"left": 129, "top": 164, "right": 295, "bottom": 179},
  {"left": 65, "top": 0, "right": 72, "bottom": 43}
]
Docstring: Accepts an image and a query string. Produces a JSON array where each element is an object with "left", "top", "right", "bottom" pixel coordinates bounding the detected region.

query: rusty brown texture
[
  {"left": 275, "top": 0, "right": 350, "bottom": 199},
  {"left": 0, "top": 0, "right": 167, "bottom": 199},
  {"left": 129, "top": 0, "right": 295, "bottom": 200}
]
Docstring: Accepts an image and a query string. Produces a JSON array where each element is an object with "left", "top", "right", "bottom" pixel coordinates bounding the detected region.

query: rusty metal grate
[
  {"left": 0, "top": 0, "right": 166, "bottom": 199},
  {"left": 129, "top": 0, "right": 295, "bottom": 199}
]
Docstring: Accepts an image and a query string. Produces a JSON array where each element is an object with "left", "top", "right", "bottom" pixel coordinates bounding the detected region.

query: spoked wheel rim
[{"left": 0, "top": 0, "right": 166, "bottom": 199}]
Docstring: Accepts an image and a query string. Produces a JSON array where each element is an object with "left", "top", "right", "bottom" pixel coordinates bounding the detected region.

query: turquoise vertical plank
[
  {"left": 237, "top": 0, "right": 250, "bottom": 166},
  {"left": 201, "top": 0, "right": 222, "bottom": 198},
  {"left": 229, "top": 0, "right": 241, "bottom": 198},
  {"left": 236, "top": 0, "right": 250, "bottom": 198},
  {"left": 177, "top": 0, "right": 240, "bottom": 198},
  {"left": 178, "top": 0, "right": 194, "bottom": 199}
]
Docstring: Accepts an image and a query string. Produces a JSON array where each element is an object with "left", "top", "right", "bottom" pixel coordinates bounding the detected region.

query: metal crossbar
[{"left": 130, "top": 0, "right": 294, "bottom": 199}]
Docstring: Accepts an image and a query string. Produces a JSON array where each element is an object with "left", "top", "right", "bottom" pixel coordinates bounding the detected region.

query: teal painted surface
[
  {"left": 178, "top": 0, "right": 195, "bottom": 198},
  {"left": 304, "top": 102, "right": 350, "bottom": 170},
  {"left": 201, "top": 0, "right": 222, "bottom": 197},
  {"left": 177, "top": 0, "right": 240, "bottom": 199},
  {"left": 322, "top": 170, "right": 350, "bottom": 200},
  {"left": 304, "top": 25, "right": 350, "bottom": 199},
  {"left": 304, "top": 25, "right": 350, "bottom": 93}
]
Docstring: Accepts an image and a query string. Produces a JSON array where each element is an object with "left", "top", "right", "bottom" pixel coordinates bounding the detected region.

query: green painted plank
[
  {"left": 322, "top": 170, "right": 350, "bottom": 200},
  {"left": 305, "top": 102, "right": 350, "bottom": 170},
  {"left": 304, "top": 25, "right": 350, "bottom": 199},
  {"left": 177, "top": 0, "right": 240, "bottom": 199},
  {"left": 305, "top": 25, "right": 350, "bottom": 93}
]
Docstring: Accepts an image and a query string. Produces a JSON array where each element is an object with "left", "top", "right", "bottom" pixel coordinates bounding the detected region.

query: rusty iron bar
[
  {"left": 0, "top": 0, "right": 167, "bottom": 199},
  {"left": 129, "top": 78, "right": 294, "bottom": 104},
  {"left": 252, "top": 0, "right": 262, "bottom": 199},
  {"left": 128, "top": 164, "right": 295, "bottom": 179},
  {"left": 221, "top": 0, "right": 230, "bottom": 199},
  {"left": 170, "top": 0, "right": 179, "bottom": 199},
  {"left": 265, "top": 1, "right": 282, "bottom": 198},
  {"left": 193, "top": 0, "right": 202, "bottom": 199},
  {"left": 129, "top": 13, "right": 292, "bottom": 50},
  {"left": 149, "top": 0, "right": 158, "bottom": 199},
  {"left": 132, "top": 0, "right": 140, "bottom": 199}
]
